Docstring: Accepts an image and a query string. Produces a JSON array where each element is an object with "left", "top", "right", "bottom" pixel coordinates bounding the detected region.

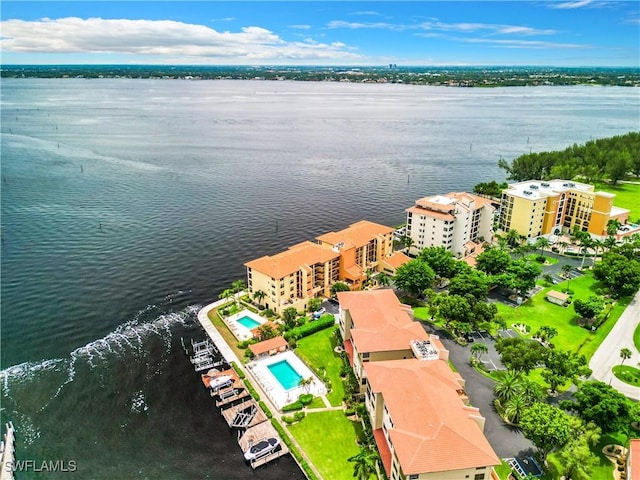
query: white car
[
  {"left": 244, "top": 437, "right": 280, "bottom": 461},
  {"left": 313, "top": 307, "right": 326, "bottom": 319}
]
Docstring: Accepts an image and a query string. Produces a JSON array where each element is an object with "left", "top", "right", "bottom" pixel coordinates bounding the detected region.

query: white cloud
[
  {"left": 350, "top": 11, "right": 381, "bottom": 16},
  {"left": 463, "top": 38, "right": 589, "bottom": 49},
  {"left": 328, "top": 18, "right": 556, "bottom": 36},
  {"left": 211, "top": 17, "right": 235, "bottom": 22},
  {"left": 548, "top": 0, "right": 597, "bottom": 9},
  {"left": 288, "top": 24, "right": 312, "bottom": 30},
  {"left": 0, "top": 17, "right": 362, "bottom": 62}
]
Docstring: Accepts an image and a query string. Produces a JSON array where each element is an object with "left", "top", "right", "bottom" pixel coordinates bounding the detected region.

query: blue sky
[{"left": 1, "top": 1, "right": 639, "bottom": 66}]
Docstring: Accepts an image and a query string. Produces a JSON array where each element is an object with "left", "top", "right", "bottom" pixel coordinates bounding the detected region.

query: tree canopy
[
  {"left": 563, "top": 380, "right": 631, "bottom": 433},
  {"left": 498, "top": 132, "right": 640, "bottom": 184},
  {"left": 520, "top": 403, "right": 572, "bottom": 462},
  {"left": 417, "top": 246, "right": 458, "bottom": 279},
  {"left": 476, "top": 247, "right": 512, "bottom": 276},
  {"left": 495, "top": 337, "right": 546, "bottom": 374},
  {"left": 593, "top": 251, "right": 640, "bottom": 298},
  {"left": 393, "top": 259, "right": 435, "bottom": 297},
  {"left": 573, "top": 295, "right": 605, "bottom": 321}
]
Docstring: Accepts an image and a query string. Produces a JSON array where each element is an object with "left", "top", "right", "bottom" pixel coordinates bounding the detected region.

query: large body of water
[{"left": 1, "top": 79, "right": 638, "bottom": 478}]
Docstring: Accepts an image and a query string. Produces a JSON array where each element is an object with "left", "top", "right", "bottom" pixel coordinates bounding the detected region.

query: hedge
[
  {"left": 282, "top": 400, "right": 304, "bottom": 412},
  {"left": 244, "top": 378, "right": 260, "bottom": 401},
  {"left": 231, "top": 362, "right": 246, "bottom": 380},
  {"left": 299, "top": 394, "right": 313, "bottom": 406},
  {"left": 258, "top": 400, "right": 273, "bottom": 419},
  {"left": 283, "top": 316, "right": 335, "bottom": 341},
  {"left": 282, "top": 411, "right": 306, "bottom": 424}
]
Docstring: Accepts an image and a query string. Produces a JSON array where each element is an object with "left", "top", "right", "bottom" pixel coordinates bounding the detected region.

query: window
[
  {"left": 474, "top": 474, "right": 485, "bottom": 480},
  {"left": 409, "top": 475, "right": 419, "bottom": 480}
]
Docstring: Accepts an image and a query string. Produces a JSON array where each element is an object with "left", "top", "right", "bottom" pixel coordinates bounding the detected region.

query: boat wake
[{"left": 0, "top": 302, "right": 202, "bottom": 443}]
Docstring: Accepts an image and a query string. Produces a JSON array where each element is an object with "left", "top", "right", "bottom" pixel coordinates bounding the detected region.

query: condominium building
[
  {"left": 337, "top": 290, "right": 499, "bottom": 480},
  {"left": 498, "top": 179, "right": 629, "bottom": 238},
  {"left": 405, "top": 192, "right": 495, "bottom": 258},
  {"left": 364, "top": 360, "right": 500, "bottom": 480},
  {"left": 316, "top": 220, "right": 395, "bottom": 290},
  {"left": 245, "top": 241, "right": 340, "bottom": 314},
  {"left": 245, "top": 220, "right": 401, "bottom": 315}
]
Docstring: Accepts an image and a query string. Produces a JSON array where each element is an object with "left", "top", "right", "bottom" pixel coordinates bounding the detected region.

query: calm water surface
[{"left": 1, "top": 79, "right": 638, "bottom": 478}]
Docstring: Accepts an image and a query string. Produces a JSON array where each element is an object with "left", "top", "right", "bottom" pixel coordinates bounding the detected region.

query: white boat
[
  {"left": 208, "top": 375, "right": 233, "bottom": 391},
  {"left": 244, "top": 437, "right": 280, "bottom": 461}
]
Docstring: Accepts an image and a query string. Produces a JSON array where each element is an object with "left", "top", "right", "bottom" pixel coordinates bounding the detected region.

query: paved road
[
  {"left": 589, "top": 290, "right": 640, "bottom": 401},
  {"left": 421, "top": 323, "right": 535, "bottom": 459}
]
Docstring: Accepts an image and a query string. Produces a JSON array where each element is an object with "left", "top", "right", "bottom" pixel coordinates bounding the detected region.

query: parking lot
[{"left": 468, "top": 329, "right": 517, "bottom": 372}]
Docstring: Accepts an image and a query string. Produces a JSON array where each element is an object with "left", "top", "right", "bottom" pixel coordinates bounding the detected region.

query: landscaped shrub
[
  {"left": 299, "top": 394, "right": 313, "bottom": 405},
  {"left": 282, "top": 400, "right": 304, "bottom": 412},
  {"left": 244, "top": 379, "right": 260, "bottom": 401},
  {"left": 231, "top": 362, "right": 246, "bottom": 379},
  {"left": 283, "top": 316, "right": 335, "bottom": 341},
  {"left": 344, "top": 408, "right": 355, "bottom": 416},
  {"left": 282, "top": 411, "right": 306, "bottom": 424},
  {"left": 258, "top": 401, "right": 273, "bottom": 419}
]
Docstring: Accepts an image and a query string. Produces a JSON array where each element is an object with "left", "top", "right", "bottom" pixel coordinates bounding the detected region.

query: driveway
[
  {"left": 421, "top": 323, "right": 535, "bottom": 459},
  {"left": 588, "top": 290, "right": 640, "bottom": 400}
]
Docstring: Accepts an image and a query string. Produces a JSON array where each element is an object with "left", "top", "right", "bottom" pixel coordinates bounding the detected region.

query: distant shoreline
[{"left": 2, "top": 65, "right": 639, "bottom": 87}]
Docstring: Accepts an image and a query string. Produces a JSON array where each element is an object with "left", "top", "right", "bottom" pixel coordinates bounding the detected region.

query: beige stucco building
[
  {"left": 498, "top": 180, "right": 629, "bottom": 238},
  {"left": 244, "top": 220, "right": 405, "bottom": 315},
  {"left": 337, "top": 290, "right": 499, "bottom": 480},
  {"left": 405, "top": 192, "right": 495, "bottom": 258}
]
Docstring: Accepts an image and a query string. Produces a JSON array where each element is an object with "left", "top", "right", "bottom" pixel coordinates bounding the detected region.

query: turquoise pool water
[
  {"left": 237, "top": 315, "right": 262, "bottom": 329},
  {"left": 267, "top": 360, "right": 303, "bottom": 390}
]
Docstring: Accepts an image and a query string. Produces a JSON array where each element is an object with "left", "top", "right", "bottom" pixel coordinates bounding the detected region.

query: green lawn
[
  {"left": 287, "top": 410, "right": 362, "bottom": 480},
  {"left": 634, "top": 322, "right": 640, "bottom": 352},
  {"left": 526, "top": 254, "right": 559, "bottom": 265},
  {"left": 207, "top": 306, "right": 248, "bottom": 361},
  {"left": 295, "top": 327, "right": 345, "bottom": 407},
  {"left": 613, "top": 365, "right": 640, "bottom": 386},
  {"left": 595, "top": 182, "right": 640, "bottom": 221},
  {"left": 495, "top": 272, "right": 631, "bottom": 361}
]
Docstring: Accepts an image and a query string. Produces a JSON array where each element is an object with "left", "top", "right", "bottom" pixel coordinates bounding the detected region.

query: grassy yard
[
  {"left": 635, "top": 323, "right": 640, "bottom": 352},
  {"left": 287, "top": 410, "right": 362, "bottom": 480},
  {"left": 206, "top": 305, "right": 248, "bottom": 361},
  {"left": 295, "top": 327, "right": 346, "bottom": 407},
  {"left": 495, "top": 272, "right": 631, "bottom": 361},
  {"left": 595, "top": 181, "right": 640, "bottom": 221}
]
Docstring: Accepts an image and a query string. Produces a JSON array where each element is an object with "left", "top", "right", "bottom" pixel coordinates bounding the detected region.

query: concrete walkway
[{"left": 589, "top": 290, "right": 640, "bottom": 400}]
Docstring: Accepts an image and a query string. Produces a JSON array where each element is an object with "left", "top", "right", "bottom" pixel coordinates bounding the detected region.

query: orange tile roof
[
  {"left": 316, "top": 220, "right": 394, "bottom": 249},
  {"left": 245, "top": 241, "right": 339, "bottom": 279},
  {"left": 382, "top": 251, "right": 410, "bottom": 270},
  {"left": 630, "top": 439, "right": 640, "bottom": 480},
  {"left": 248, "top": 336, "right": 288, "bottom": 356},
  {"left": 338, "top": 290, "right": 429, "bottom": 352},
  {"left": 364, "top": 359, "right": 499, "bottom": 474},
  {"left": 406, "top": 206, "right": 456, "bottom": 221}
]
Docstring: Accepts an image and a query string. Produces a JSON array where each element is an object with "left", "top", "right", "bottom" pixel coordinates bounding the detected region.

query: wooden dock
[
  {"left": 188, "top": 331, "right": 289, "bottom": 470},
  {"left": 0, "top": 422, "right": 15, "bottom": 480},
  {"left": 239, "top": 421, "right": 290, "bottom": 469}
]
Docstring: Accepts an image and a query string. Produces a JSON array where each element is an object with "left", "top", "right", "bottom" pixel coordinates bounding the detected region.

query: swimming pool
[
  {"left": 267, "top": 360, "right": 303, "bottom": 390},
  {"left": 237, "top": 315, "right": 261, "bottom": 329}
]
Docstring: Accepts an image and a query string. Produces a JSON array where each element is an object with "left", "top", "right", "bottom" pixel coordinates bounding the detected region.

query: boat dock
[
  {"left": 186, "top": 317, "right": 289, "bottom": 470},
  {"left": 0, "top": 422, "right": 15, "bottom": 480}
]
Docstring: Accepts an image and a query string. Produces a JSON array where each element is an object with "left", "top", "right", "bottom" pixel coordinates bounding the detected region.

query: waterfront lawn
[
  {"left": 206, "top": 307, "right": 247, "bottom": 361},
  {"left": 495, "top": 272, "right": 631, "bottom": 361},
  {"left": 295, "top": 327, "right": 345, "bottom": 407},
  {"left": 595, "top": 182, "right": 640, "bottom": 220},
  {"left": 287, "top": 410, "right": 362, "bottom": 480}
]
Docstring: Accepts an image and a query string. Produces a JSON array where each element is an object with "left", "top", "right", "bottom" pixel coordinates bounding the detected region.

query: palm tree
[
  {"left": 604, "top": 235, "right": 618, "bottom": 252},
  {"left": 470, "top": 342, "right": 488, "bottom": 362},
  {"left": 505, "top": 228, "right": 521, "bottom": 248},
  {"left": 376, "top": 272, "right": 391, "bottom": 287},
  {"left": 518, "top": 376, "right": 543, "bottom": 405},
  {"left": 606, "top": 219, "right": 622, "bottom": 237},
  {"left": 253, "top": 290, "right": 266, "bottom": 305},
  {"left": 298, "top": 377, "right": 313, "bottom": 393},
  {"left": 348, "top": 446, "right": 379, "bottom": 480},
  {"left": 557, "top": 240, "right": 569, "bottom": 254},
  {"left": 579, "top": 236, "right": 594, "bottom": 270},
  {"left": 534, "top": 237, "right": 550, "bottom": 260},
  {"left": 494, "top": 371, "right": 523, "bottom": 404},
  {"left": 218, "top": 288, "right": 235, "bottom": 311},
  {"left": 503, "top": 393, "right": 528, "bottom": 425},
  {"left": 620, "top": 347, "right": 632, "bottom": 367},
  {"left": 401, "top": 234, "right": 415, "bottom": 255}
]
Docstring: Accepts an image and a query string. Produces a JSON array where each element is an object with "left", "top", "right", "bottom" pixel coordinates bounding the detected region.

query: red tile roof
[
  {"left": 316, "top": 220, "right": 394, "bottom": 249},
  {"left": 630, "top": 439, "right": 640, "bottom": 480},
  {"left": 245, "top": 241, "right": 339, "bottom": 279},
  {"left": 364, "top": 359, "right": 499, "bottom": 474},
  {"left": 248, "top": 336, "right": 288, "bottom": 356}
]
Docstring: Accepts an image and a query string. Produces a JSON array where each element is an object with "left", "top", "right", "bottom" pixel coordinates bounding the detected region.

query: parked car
[
  {"left": 313, "top": 307, "right": 326, "bottom": 319},
  {"left": 244, "top": 437, "right": 280, "bottom": 461}
]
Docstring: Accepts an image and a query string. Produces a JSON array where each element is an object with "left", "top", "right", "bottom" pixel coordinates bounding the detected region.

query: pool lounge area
[
  {"left": 248, "top": 351, "right": 327, "bottom": 410},
  {"left": 225, "top": 309, "right": 267, "bottom": 341}
]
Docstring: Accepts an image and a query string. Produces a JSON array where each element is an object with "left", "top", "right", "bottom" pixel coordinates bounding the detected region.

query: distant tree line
[{"left": 498, "top": 131, "right": 640, "bottom": 184}]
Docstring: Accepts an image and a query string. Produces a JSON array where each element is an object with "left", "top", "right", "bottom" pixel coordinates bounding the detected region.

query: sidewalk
[{"left": 588, "top": 290, "right": 640, "bottom": 400}]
